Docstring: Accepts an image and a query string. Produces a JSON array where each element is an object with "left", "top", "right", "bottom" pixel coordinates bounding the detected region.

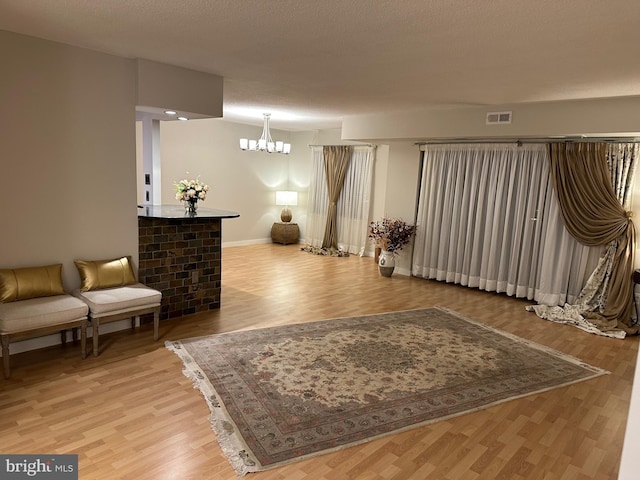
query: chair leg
[
  {"left": 153, "top": 311, "right": 159, "bottom": 341},
  {"left": 1, "top": 334, "right": 10, "bottom": 379},
  {"left": 92, "top": 319, "right": 100, "bottom": 357},
  {"left": 60, "top": 330, "right": 67, "bottom": 346},
  {"left": 80, "top": 319, "right": 88, "bottom": 360}
]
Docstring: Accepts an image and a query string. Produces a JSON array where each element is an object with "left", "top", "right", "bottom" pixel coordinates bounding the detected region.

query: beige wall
[
  {"left": 0, "top": 31, "right": 138, "bottom": 352},
  {"left": 342, "top": 97, "right": 640, "bottom": 142},
  {"left": 136, "top": 59, "right": 223, "bottom": 117},
  {"left": 365, "top": 143, "right": 421, "bottom": 273},
  {"left": 156, "top": 118, "right": 312, "bottom": 244},
  {"left": 0, "top": 30, "right": 138, "bottom": 285},
  {"left": 146, "top": 121, "right": 385, "bottom": 247}
]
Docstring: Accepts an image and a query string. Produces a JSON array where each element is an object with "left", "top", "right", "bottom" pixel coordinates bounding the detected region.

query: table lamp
[{"left": 275, "top": 191, "right": 298, "bottom": 222}]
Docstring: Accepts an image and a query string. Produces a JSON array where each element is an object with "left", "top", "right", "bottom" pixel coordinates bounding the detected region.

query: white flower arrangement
[{"left": 174, "top": 178, "right": 210, "bottom": 203}]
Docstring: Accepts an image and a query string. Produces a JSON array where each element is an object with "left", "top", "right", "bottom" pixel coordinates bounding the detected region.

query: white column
[{"left": 141, "top": 117, "right": 162, "bottom": 205}]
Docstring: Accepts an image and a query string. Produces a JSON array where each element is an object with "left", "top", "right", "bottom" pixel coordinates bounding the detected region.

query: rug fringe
[{"left": 165, "top": 340, "right": 258, "bottom": 476}]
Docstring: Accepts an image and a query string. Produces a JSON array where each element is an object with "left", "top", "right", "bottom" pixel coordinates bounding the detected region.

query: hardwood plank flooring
[{"left": 1, "top": 243, "right": 638, "bottom": 479}]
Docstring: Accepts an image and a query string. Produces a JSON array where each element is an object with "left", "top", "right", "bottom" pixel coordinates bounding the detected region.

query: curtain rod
[
  {"left": 308, "top": 143, "right": 376, "bottom": 147},
  {"left": 415, "top": 137, "right": 640, "bottom": 146}
]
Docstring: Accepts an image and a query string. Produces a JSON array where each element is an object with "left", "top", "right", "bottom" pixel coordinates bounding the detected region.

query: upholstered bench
[
  {"left": 73, "top": 257, "right": 162, "bottom": 357},
  {"left": 0, "top": 264, "right": 88, "bottom": 379}
]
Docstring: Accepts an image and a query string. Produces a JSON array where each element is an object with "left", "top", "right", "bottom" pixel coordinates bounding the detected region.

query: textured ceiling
[{"left": 2, "top": 0, "right": 639, "bottom": 130}]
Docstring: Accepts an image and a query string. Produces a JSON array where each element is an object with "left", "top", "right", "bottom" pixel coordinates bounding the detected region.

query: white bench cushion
[
  {"left": 74, "top": 283, "right": 161, "bottom": 317},
  {"left": 0, "top": 294, "right": 88, "bottom": 334}
]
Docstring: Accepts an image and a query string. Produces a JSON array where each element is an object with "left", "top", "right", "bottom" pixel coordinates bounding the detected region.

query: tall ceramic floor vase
[{"left": 378, "top": 250, "right": 395, "bottom": 277}]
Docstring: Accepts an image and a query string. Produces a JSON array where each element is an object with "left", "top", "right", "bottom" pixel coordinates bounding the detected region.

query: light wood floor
[{"left": 1, "top": 243, "right": 638, "bottom": 479}]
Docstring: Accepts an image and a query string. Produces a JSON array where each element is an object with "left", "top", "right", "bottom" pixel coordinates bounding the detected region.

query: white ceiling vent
[{"left": 486, "top": 111, "right": 512, "bottom": 125}]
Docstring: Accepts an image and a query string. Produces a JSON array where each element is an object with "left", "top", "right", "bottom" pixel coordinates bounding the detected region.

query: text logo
[{"left": 1, "top": 455, "right": 78, "bottom": 479}]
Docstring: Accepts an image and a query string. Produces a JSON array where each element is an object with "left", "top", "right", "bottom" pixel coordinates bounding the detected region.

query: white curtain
[
  {"left": 306, "top": 146, "right": 375, "bottom": 255},
  {"left": 306, "top": 147, "right": 329, "bottom": 248},
  {"left": 412, "top": 144, "right": 599, "bottom": 304}
]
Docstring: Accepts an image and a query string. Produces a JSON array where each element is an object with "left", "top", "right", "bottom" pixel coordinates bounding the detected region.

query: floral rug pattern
[{"left": 167, "top": 307, "right": 607, "bottom": 476}]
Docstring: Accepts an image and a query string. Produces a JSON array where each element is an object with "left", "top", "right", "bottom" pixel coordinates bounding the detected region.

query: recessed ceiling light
[
  {"left": 164, "top": 110, "right": 177, "bottom": 115},
  {"left": 177, "top": 116, "right": 188, "bottom": 121}
]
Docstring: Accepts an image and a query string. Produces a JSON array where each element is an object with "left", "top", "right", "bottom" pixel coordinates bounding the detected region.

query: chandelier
[{"left": 239, "top": 113, "right": 291, "bottom": 154}]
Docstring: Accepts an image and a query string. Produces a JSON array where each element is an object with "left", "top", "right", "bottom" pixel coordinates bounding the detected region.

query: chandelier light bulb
[{"left": 239, "top": 113, "right": 291, "bottom": 155}]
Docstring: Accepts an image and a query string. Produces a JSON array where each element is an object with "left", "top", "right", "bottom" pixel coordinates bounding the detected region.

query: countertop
[{"left": 137, "top": 204, "right": 240, "bottom": 219}]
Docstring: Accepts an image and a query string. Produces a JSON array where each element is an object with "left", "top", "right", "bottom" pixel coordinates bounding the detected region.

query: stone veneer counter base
[{"left": 138, "top": 205, "right": 239, "bottom": 320}]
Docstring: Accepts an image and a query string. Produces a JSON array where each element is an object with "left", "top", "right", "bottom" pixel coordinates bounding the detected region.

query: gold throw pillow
[
  {"left": 75, "top": 256, "right": 137, "bottom": 292},
  {"left": 0, "top": 264, "right": 65, "bottom": 303}
]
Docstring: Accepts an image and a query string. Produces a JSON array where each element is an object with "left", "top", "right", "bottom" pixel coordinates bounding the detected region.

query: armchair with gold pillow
[
  {"left": 73, "top": 256, "right": 162, "bottom": 357},
  {"left": 0, "top": 264, "right": 88, "bottom": 378}
]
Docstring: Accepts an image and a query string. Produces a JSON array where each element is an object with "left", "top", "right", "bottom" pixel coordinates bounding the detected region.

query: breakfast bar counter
[{"left": 138, "top": 205, "right": 240, "bottom": 319}]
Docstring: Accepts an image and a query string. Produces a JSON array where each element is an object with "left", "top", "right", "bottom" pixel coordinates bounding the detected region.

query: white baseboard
[
  {"left": 223, "top": 238, "right": 307, "bottom": 248},
  {"left": 222, "top": 238, "right": 272, "bottom": 247},
  {"left": 394, "top": 267, "right": 411, "bottom": 277}
]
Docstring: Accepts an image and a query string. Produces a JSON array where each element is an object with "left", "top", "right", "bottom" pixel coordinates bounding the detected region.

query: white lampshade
[
  {"left": 276, "top": 190, "right": 297, "bottom": 223},
  {"left": 275, "top": 190, "right": 298, "bottom": 206},
  {"left": 238, "top": 114, "right": 292, "bottom": 155}
]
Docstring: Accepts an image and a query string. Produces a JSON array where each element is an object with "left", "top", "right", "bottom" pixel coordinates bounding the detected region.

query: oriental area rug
[{"left": 166, "top": 307, "right": 607, "bottom": 476}]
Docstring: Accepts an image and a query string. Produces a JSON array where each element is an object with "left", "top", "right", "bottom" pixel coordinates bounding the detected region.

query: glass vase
[{"left": 184, "top": 200, "right": 198, "bottom": 215}]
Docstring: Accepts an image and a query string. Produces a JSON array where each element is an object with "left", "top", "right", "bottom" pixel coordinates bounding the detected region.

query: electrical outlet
[{"left": 192, "top": 271, "right": 199, "bottom": 283}]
